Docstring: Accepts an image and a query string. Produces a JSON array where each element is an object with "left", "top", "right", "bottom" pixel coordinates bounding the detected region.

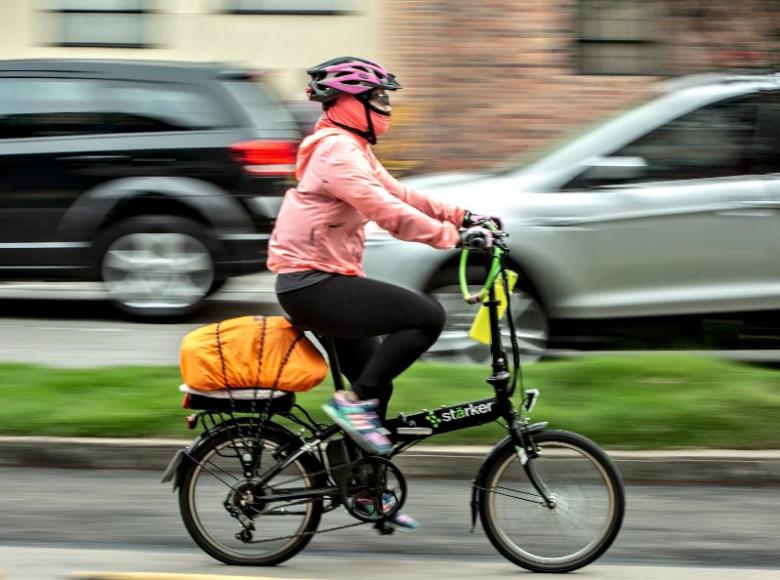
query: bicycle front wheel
[{"left": 478, "top": 429, "right": 625, "bottom": 573}]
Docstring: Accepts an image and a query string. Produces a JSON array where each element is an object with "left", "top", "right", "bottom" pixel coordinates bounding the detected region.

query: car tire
[
  {"left": 206, "top": 277, "right": 228, "bottom": 297},
  {"left": 426, "top": 266, "right": 549, "bottom": 364},
  {"left": 95, "top": 215, "right": 218, "bottom": 319}
]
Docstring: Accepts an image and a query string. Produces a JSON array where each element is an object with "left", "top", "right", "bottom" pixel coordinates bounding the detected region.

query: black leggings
[{"left": 277, "top": 275, "right": 445, "bottom": 419}]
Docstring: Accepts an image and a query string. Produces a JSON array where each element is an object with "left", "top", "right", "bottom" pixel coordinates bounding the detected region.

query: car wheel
[
  {"left": 206, "top": 277, "right": 228, "bottom": 297},
  {"left": 426, "top": 268, "right": 549, "bottom": 364},
  {"left": 96, "top": 215, "right": 217, "bottom": 319}
]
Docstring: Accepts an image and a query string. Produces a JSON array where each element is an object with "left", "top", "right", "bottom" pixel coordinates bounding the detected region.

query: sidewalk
[{"left": 2, "top": 436, "right": 779, "bottom": 484}]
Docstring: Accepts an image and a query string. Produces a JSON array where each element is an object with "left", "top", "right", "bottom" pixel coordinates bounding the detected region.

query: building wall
[
  {"left": 0, "top": 0, "right": 381, "bottom": 98},
  {"left": 381, "top": 0, "right": 780, "bottom": 174},
  {"left": 1, "top": 1, "right": 778, "bottom": 175}
]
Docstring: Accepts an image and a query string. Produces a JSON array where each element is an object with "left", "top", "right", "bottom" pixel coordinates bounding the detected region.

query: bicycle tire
[
  {"left": 178, "top": 425, "right": 324, "bottom": 566},
  {"left": 478, "top": 429, "right": 625, "bottom": 573}
]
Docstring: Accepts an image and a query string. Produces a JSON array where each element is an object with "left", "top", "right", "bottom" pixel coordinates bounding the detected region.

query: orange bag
[{"left": 180, "top": 316, "right": 328, "bottom": 392}]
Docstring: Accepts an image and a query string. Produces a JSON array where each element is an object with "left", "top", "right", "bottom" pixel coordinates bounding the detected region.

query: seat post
[{"left": 319, "top": 335, "right": 346, "bottom": 392}]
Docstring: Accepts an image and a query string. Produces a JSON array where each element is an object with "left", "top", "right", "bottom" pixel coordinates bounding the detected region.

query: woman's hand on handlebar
[
  {"left": 459, "top": 225, "right": 494, "bottom": 251},
  {"left": 462, "top": 210, "right": 503, "bottom": 231}
]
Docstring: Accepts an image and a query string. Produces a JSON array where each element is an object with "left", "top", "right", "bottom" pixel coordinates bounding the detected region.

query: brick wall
[{"left": 378, "top": 0, "right": 780, "bottom": 174}]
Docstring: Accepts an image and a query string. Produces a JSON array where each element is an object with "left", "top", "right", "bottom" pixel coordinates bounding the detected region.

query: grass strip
[{"left": 0, "top": 355, "right": 778, "bottom": 448}]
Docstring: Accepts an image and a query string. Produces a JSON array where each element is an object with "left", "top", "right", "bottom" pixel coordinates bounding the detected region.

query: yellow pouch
[{"left": 468, "top": 270, "right": 518, "bottom": 345}]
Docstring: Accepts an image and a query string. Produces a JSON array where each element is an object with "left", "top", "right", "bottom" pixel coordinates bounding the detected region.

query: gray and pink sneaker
[
  {"left": 322, "top": 391, "right": 392, "bottom": 455},
  {"left": 355, "top": 492, "right": 420, "bottom": 533}
]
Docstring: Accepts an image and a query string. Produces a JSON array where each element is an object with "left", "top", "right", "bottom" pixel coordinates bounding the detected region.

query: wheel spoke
[
  {"left": 102, "top": 231, "right": 213, "bottom": 310},
  {"left": 103, "top": 250, "right": 156, "bottom": 274},
  {"left": 181, "top": 433, "right": 322, "bottom": 565},
  {"left": 481, "top": 433, "right": 624, "bottom": 572},
  {"left": 482, "top": 485, "right": 547, "bottom": 506},
  {"left": 169, "top": 253, "right": 213, "bottom": 274}
]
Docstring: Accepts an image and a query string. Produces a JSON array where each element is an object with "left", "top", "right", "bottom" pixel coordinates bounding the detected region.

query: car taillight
[{"left": 230, "top": 140, "right": 297, "bottom": 177}]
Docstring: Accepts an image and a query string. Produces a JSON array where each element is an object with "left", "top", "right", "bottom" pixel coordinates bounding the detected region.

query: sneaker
[
  {"left": 355, "top": 492, "right": 420, "bottom": 533},
  {"left": 322, "top": 391, "right": 392, "bottom": 455},
  {"left": 387, "top": 511, "right": 420, "bottom": 532}
]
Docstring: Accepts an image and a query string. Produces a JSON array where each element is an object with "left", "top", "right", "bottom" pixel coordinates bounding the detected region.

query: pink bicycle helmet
[{"left": 307, "top": 56, "right": 402, "bottom": 104}]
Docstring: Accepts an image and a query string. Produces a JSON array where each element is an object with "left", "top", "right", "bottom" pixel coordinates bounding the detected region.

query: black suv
[{"left": 0, "top": 59, "right": 301, "bottom": 317}]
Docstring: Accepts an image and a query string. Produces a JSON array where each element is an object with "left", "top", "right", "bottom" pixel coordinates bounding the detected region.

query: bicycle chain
[{"left": 247, "top": 520, "right": 368, "bottom": 544}]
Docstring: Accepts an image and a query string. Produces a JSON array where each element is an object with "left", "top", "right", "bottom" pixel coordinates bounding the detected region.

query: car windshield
[{"left": 487, "top": 93, "right": 656, "bottom": 175}]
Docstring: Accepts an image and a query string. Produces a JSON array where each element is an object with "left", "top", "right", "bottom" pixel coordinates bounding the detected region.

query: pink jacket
[{"left": 267, "top": 120, "right": 464, "bottom": 277}]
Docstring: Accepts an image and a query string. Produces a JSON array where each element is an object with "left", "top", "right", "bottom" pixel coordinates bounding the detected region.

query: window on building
[
  {"left": 579, "top": 0, "right": 658, "bottom": 75},
  {"left": 42, "top": 0, "right": 155, "bottom": 48},
  {"left": 223, "top": 0, "right": 356, "bottom": 15}
]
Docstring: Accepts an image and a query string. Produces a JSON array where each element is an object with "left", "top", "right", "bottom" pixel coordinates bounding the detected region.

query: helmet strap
[{"left": 362, "top": 98, "right": 377, "bottom": 145}]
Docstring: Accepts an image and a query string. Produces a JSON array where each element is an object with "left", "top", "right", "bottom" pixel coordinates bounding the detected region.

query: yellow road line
[{"left": 73, "top": 573, "right": 319, "bottom": 580}]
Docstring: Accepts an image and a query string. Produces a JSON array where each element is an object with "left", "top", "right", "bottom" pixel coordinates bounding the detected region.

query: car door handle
[
  {"left": 749, "top": 200, "right": 780, "bottom": 209},
  {"left": 531, "top": 217, "right": 589, "bottom": 228},
  {"left": 131, "top": 157, "right": 177, "bottom": 165},
  {"left": 57, "top": 154, "right": 130, "bottom": 163}
]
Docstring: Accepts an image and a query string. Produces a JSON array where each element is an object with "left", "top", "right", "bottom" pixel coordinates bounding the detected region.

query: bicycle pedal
[{"left": 374, "top": 521, "right": 395, "bottom": 536}]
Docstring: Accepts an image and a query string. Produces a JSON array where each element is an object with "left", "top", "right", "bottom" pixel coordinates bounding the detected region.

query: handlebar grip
[
  {"left": 465, "top": 293, "right": 483, "bottom": 305},
  {"left": 460, "top": 227, "right": 493, "bottom": 251}
]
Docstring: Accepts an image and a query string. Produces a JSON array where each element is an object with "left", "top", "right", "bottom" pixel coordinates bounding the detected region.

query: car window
[
  {"left": 0, "top": 77, "right": 106, "bottom": 138},
  {"left": 102, "top": 81, "right": 233, "bottom": 133},
  {"left": 221, "top": 79, "right": 299, "bottom": 133},
  {"left": 0, "top": 77, "right": 233, "bottom": 138},
  {"left": 610, "top": 95, "right": 758, "bottom": 183},
  {"left": 751, "top": 91, "right": 780, "bottom": 174}
]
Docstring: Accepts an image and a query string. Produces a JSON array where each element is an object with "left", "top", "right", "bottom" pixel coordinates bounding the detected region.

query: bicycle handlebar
[{"left": 458, "top": 222, "right": 505, "bottom": 304}]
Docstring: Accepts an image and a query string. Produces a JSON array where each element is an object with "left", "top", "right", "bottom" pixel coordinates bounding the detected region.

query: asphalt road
[
  {"left": 0, "top": 467, "right": 778, "bottom": 579},
  {"left": 0, "top": 274, "right": 280, "bottom": 367}
]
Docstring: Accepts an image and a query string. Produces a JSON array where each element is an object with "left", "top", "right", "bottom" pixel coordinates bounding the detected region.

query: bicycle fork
[
  {"left": 469, "top": 403, "right": 554, "bottom": 532},
  {"left": 511, "top": 423, "right": 557, "bottom": 509}
]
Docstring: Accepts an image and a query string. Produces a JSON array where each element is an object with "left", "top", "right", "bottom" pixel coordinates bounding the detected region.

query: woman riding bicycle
[{"left": 267, "top": 56, "right": 494, "bottom": 529}]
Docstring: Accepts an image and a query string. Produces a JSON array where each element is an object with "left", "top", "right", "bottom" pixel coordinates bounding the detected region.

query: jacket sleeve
[
  {"left": 319, "top": 137, "right": 460, "bottom": 249},
  {"left": 374, "top": 162, "right": 465, "bottom": 227}
]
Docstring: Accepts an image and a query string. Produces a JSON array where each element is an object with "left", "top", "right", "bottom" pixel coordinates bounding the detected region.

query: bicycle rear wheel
[
  {"left": 178, "top": 425, "right": 324, "bottom": 566},
  {"left": 478, "top": 429, "right": 625, "bottom": 573}
]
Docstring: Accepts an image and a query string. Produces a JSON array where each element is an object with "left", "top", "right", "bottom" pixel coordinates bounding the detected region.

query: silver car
[{"left": 364, "top": 72, "right": 780, "bottom": 362}]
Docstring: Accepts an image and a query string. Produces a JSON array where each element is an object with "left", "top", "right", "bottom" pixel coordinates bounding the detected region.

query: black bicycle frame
[
  {"left": 176, "top": 248, "right": 554, "bottom": 511},
  {"left": 386, "top": 397, "right": 501, "bottom": 438}
]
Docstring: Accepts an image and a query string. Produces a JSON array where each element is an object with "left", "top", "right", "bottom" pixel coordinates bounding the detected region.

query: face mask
[
  {"left": 327, "top": 95, "right": 391, "bottom": 139},
  {"left": 370, "top": 108, "right": 391, "bottom": 137}
]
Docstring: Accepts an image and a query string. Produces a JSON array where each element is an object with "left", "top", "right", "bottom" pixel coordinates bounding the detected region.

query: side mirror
[{"left": 580, "top": 156, "right": 647, "bottom": 185}]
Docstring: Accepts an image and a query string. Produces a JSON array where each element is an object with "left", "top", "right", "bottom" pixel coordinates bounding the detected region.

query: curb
[
  {"left": 2, "top": 436, "right": 779, "bottom": 484},
  {"left": 72, "top": 574, "right": 315, "bottom": 580}
]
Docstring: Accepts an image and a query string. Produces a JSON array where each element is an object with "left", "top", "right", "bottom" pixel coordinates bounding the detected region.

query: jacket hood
[{"left": 294, "top": 117, "right": 359, "bottom": 180}]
